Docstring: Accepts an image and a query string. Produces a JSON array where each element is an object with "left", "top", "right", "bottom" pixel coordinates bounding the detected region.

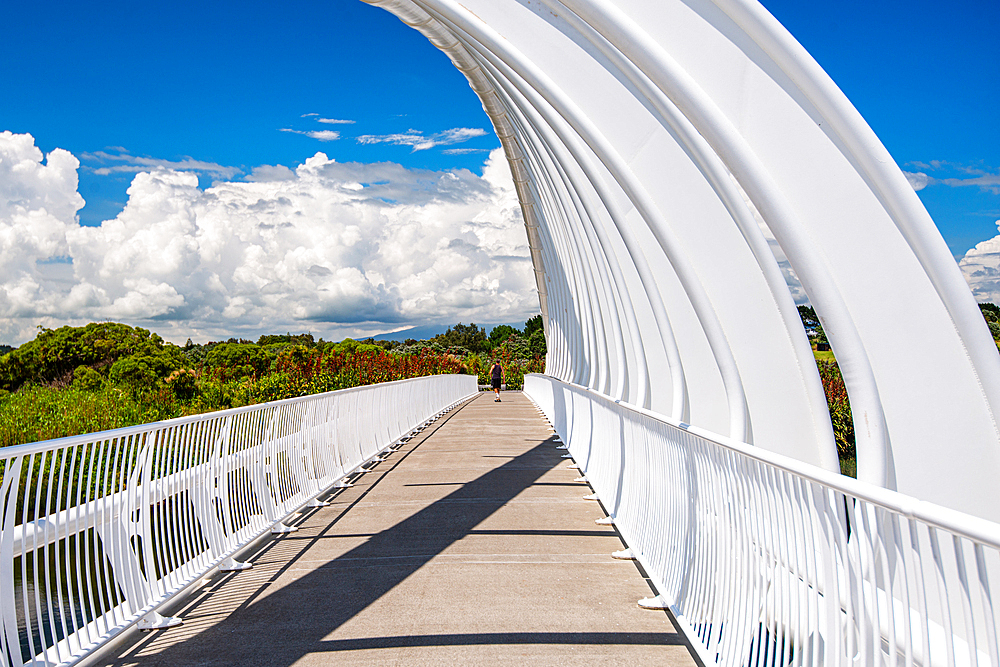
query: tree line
[{"left": 0, "top": 317, "right": 546, "bottom": 448}]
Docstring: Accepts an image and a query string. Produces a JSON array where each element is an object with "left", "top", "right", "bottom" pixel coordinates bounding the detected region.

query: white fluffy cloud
[
  {"left": 959, "top": 220, "right": 1000, "bottom": 304},
  {"left": 0, "top": 132, "right": 535, "bottom": 345}
]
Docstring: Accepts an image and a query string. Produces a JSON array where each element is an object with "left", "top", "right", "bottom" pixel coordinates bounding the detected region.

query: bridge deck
[{"left": 105, "top": 392, "right": 697, "bottom": 666}]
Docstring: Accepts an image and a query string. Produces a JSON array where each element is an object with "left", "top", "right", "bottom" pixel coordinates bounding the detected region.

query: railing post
[{"left": 0, "top": 456, "right": 24, "bottom": 667}]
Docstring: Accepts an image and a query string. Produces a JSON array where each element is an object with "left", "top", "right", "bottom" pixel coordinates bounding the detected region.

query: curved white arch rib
[{"left": 362, "top": 0, "right": 1000, "bottom": 524}]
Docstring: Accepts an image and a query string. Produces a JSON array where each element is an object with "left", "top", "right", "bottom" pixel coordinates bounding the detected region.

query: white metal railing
[
  {"left": 524, "top": 373, "right": 1000, "bottom": 667},
  {"left": 0, "top": 374, "right": 477, "bottom": 667}
]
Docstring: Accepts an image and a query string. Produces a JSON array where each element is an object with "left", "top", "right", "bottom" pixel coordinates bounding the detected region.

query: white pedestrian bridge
[{"left": 3, "top": 1, "right": 1000, "bottom": 665}]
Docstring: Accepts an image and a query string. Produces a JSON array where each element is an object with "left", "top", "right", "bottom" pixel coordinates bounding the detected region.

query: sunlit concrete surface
[{"left": 100, "top": 392, "right": 697, "bottom": 666}]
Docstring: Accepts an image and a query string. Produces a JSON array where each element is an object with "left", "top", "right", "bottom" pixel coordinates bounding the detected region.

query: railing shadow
[{"left": 105, "top": 404, "right": 669, "bottom": 665}]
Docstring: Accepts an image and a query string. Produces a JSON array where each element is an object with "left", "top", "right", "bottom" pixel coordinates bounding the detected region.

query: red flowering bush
[{"left": 816, "top": 361, "right": 855, "bottom": 459}]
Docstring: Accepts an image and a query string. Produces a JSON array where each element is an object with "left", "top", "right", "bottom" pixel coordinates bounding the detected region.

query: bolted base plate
[
  {"left": 138, "top": 611, "right": 183, "bottom": 630},
  {"left": 611, "top": 548, "right": 635, "bottom": 560},
  {"left": 638, "top": 595, "right": 668, "bottom": 610},
  {"left": 271, "top": 522, "right": 298, "bottom": 534},
  {"left": 583, "top": 493, "right": 599, "bottom": 501},
  {"left": 595, "top": 516, "right": 614, "bottom": 525},
  {"left": 220, "top": 557, "right": 252, "bottom": 572}
]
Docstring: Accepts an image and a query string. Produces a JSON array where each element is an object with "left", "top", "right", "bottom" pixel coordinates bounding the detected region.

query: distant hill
[
  {"left": 371, "top": 322, "right": 527, "bottom": 343},
  {"left": 0, "top": 345, "right": 15, "bottom": 357}
]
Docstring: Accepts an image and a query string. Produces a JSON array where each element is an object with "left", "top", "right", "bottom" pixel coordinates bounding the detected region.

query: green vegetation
[
  {"left": 801, "top": 301, "right": 1000, "bottom": 478},
  {"left": 0, "top": 318, "right": 546, "bottom": 448}
]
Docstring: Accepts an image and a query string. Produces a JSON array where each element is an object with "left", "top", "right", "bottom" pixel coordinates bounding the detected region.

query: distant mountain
[{"left": 371, "top": 322, "right": 527, "bottom": 343}]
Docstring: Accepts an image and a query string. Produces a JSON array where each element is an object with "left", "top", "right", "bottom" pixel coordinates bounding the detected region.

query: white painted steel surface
[
  {"left": 0, "top": 374, "right": 476, "bottom": 667},
  {"left": 364, "top": 0, "right": 1000, "bottom": 522},
  {"left": 526, "top": 373, "right": 1000, "bottom": 667}
]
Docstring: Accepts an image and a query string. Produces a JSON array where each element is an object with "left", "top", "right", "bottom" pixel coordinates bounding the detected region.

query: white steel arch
[{"left": 363, "top": 0, "right": 1000, "bottom": 524}]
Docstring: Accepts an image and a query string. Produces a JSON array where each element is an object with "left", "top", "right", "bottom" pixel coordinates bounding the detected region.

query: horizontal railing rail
[
  {"left": 524, "top": 373, "right": 1000, "bottom": 667},
  {"left": 0, "top": 374, "right": 477, "bottom": 667}
]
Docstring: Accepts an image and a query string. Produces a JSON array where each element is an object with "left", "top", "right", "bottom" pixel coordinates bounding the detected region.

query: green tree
[
  {"left": 433, "top": 323, "right": 489, "bottom": 354},
  {"left": 524, "top": 314, "right": 544, "bottom": 337},
  {"left": 488, "top": 324, "right": 519, "bottom": 349},
  {"left": 203, "top": 343, "right": 272, "bottom": 382},
  {"left": 258, "top": 332, "right": 316, "bottom": 347},
  {"left": 980, "top": 303, "right": 1000, "bottom": 341},
  {"left": 0, "top": 322, "right": 188, "bottom": 391},
  {"left": 528, "top": 329, "right": 546, "bottom": 359},
  {"left": 798, "top": 305, "right": 828, "bottom": 346}
]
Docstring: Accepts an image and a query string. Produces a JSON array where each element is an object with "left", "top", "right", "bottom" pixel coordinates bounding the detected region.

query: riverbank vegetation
[
  {"left": 5, "top": 305, "right": 999, "bottom": 480},
  {"left": 0, "top": 318, "right": 545, "bottom": 448}
]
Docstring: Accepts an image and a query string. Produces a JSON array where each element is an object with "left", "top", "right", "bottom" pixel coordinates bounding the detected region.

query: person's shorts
[{"left": 491, "top": 378, "right": 502, "bottom": 389}]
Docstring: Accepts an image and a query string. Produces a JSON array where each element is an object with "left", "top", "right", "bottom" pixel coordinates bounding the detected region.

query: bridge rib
[{"left": 101, "top": 392, "right": 698, "bottom": 666}]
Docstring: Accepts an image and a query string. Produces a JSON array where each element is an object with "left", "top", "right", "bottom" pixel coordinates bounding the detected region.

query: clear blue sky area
[{"left": 2, "top": 0, "right": 997, "bottom": 253}]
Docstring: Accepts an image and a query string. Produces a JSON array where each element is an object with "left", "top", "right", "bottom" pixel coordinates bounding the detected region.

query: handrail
[
  {"left": 0, "top": 374, "right": 477, "bottom": 667},
  {"left": 525, "top": 373, "right": 1000, "bottom": 667}
]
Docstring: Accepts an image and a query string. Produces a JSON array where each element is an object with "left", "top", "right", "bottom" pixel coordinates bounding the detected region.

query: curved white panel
[{"left": 362, "top": 0, "right": 1000, "bottom": 523}]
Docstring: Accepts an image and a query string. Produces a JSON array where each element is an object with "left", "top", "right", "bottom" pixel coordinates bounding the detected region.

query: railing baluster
[
  {"left": 524, "top": 373, "right": 1000, "bottom": 667},
  {"left": 0, "top": 375, "right": 476, "bottom": 665}
]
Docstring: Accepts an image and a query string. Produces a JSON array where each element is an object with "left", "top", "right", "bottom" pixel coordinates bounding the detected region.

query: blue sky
[
  {"left": 0, "top": 0, "right": 997, "bottom": 344},
  {"left": 2, "top": 0, "right": 500, "bottom": 226}
]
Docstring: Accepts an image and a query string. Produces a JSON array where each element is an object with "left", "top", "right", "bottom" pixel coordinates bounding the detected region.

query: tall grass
[
  {"left": 0, "top": 385, "right": 184, "bottom": 448},
  {"left": 0, "top": 347, "right": 469, "bottom": 449}
]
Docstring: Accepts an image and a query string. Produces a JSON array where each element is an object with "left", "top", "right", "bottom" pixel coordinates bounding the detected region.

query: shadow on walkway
[
  {"left": 110, "top": 415, "right": 567, "bottom": 664},
  {"left": 107, "top": 395, "right": 689, "bottom": 666}
]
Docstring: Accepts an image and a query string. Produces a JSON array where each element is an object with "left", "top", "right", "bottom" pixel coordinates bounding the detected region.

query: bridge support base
[
  {"left": 561, "top": 454, "right": 574, "bottom": 459},
  {"left": 583, "top": 494, "right": 599, "bottom": 501},
  {"left": 138, "top": 611, "right": 183, "bottom": 631},
  {"left": 271, "top": 522, "right": 298, "bottom": 534},
  {"left": 306, "top": 498, "right": 329, "bottom": 508},
  {"left": 638, "top": 595, "right": 668, "bottom": 610},
  {"left": 220, "top": 557, "right": 252, "bottom": 572},
  {"left": 595, "top": 516, "right": 614, "bottom": 525},
  {"left": 612, "top": 548, "right": 635, "bottom": 560},
  {"left": 574, "top": 476, "right": 588, "bottom": 482}
]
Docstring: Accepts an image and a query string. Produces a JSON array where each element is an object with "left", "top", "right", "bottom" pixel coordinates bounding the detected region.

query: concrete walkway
[{"left": 104, "top": 392, "right": 698, "bottom": 666}]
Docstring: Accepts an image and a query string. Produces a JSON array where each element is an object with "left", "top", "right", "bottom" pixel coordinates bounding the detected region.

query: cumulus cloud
[
  {"left": 81, "top": 148, "right": 241, "bottom": 179},
  {"left": 959, "top": 220, "right": 1000, "bottom": 305},
  {"left": 0, "top": 132, "right": 534, "bottom": 345},
  {"left": 280, "top": 128, "right": 341, "bottom": 142},
  {"left": 357, "top": 127, "right": 487, "bottom": 152}
]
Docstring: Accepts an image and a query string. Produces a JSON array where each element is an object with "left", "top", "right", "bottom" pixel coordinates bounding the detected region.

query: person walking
[{"left": 489, "top": 359, "right": 504, "bottom": 402}]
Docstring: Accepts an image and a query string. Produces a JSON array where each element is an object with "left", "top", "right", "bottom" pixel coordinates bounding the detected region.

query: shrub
[
  {"left": 0, "top": 322, "right": 188, "bottom": 391},
  {"left": 203, "top": 343, "right": 272, "bottom": 382},
  {"left": 816, "top": 361, "right": 855, "bottom": 460},
  {"left": 73, "top": 365, "right": 104, "bottom": 391},
  {"left": 165, "top": 368, "right": 199, "bottom": 399}
]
